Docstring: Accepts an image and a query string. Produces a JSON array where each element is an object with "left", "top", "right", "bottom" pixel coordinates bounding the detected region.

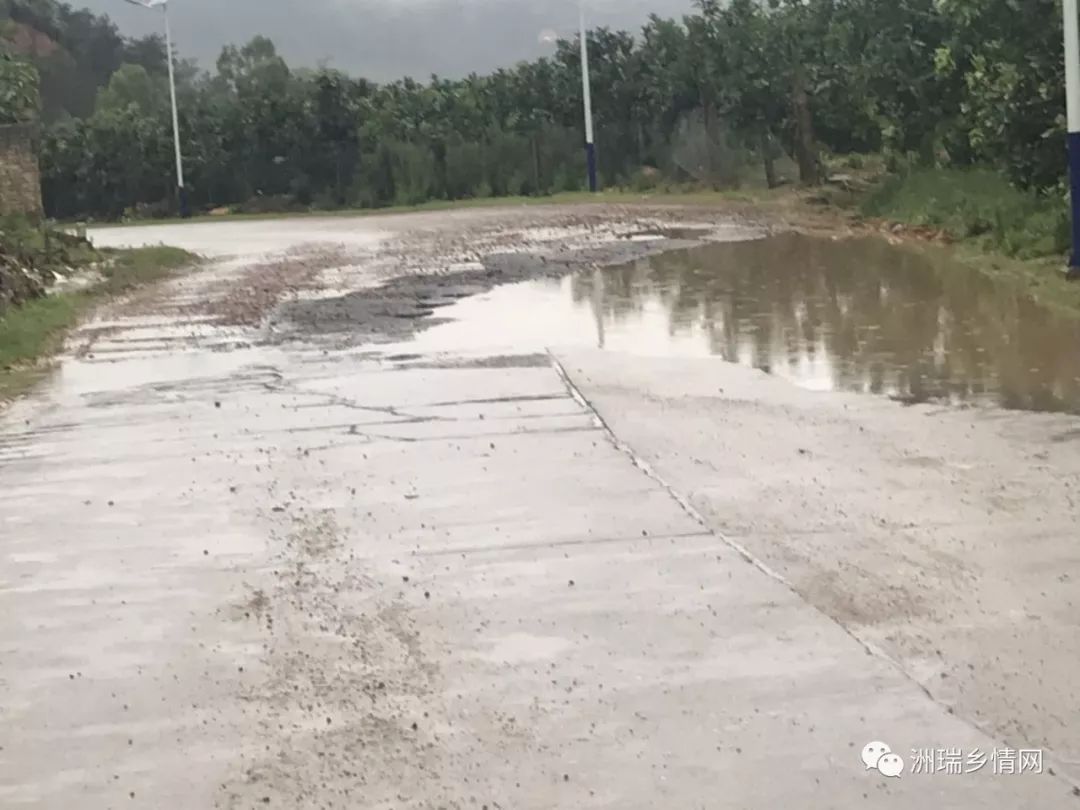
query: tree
[
  {"left": 95, "top": 62, "right": 165, "bottom": 116},
  {"left": 935, "top": 0, "right": 1064, "bottom": 188},
  {"left": 216, "top": 36, "right": 289, "bottom": 99},
  {"left": 0, "top": 51, "right": 38, "bottom": 123},
  {"left": 310, "top": 69, "right": 361, "bottom": 204},
  {"left": 3, "top": 0, "right": 170, "bottom": 121},
  {"left": 32, "top": 2, "right": 1076, "bottom": 218}
]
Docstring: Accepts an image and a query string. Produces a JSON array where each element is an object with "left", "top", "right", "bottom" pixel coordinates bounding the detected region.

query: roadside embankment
[{"left": 0, "top": 218, "right": 196, "bottom": 400}]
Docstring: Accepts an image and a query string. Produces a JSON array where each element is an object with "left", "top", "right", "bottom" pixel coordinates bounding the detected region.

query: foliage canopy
[{"left": 1, "top": 0, "right": 1070, "bottom": 219}]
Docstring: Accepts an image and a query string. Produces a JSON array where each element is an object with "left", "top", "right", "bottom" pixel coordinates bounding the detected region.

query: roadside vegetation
[
  {"left": 0, "top": 216, "right": 195, "bottom": 398},
  {"left": 0, "top": 0, "right": 1067, "bottom": 221},
  {"left": 860, "top": 169, "right": 1070, "bottom": 261}
]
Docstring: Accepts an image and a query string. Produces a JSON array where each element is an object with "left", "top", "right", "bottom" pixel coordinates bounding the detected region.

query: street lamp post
[
  {"left": 579, "top": 3, "right": 597, "bottom": 193},
  {"left": 122, "top": 0, "right": 189, "bottom": 218},
  {"left": 1065, "top": 0, "right": 1080, "bottom": 279}
]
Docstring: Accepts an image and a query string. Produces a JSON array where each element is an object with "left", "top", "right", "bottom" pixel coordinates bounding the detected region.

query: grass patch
[
  {"left": 99, "top": 245, "right": 197, "bottom": 292},
  {"left": 861, "top": 168, "right": 1069, "bottom": 259},
  {"left": 0, "top": 291, "right": 84, "bottom": 371},
  {"left": 0, "top": 245, "right": 197, "bottom": 400}
]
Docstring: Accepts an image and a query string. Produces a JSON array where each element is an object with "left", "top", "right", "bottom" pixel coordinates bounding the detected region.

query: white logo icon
[
  {"left": 862, "top": 741, "right": 904, "bottom": 778},
  {"left": 877, "top": 753, "right": 905, "bottom": 778}
]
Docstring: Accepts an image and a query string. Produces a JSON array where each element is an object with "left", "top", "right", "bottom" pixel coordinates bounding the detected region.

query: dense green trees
[
  {"left": 1, "top": 0, "right": 1073, "bottom": 220},
  {"left": 1, "top": 0, "right": 167, "bottom": 120},
  {"left": 0, "top": 50, "right": 39, "bottom": 123}
]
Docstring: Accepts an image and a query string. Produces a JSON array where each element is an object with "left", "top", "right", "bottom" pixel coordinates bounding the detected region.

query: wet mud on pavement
[
  {"left": 270, "top": 225, "right": 730, "bottom": 345},
  {"left": 2, "top": 205, "right": 1079, "bottom": 807}
]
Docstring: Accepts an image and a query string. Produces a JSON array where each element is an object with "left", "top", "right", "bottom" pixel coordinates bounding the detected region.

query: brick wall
[{"left": 0, "top": 124, "right": 43, "bottom": 218}]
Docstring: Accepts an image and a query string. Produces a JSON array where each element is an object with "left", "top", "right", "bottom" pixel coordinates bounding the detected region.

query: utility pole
[
  {"left": 1065, "top": 0, "right": 1080, "bottom": 278},
  {"left": 123, "top": 0, "right": 189, "bottom": 218},
  {"left": 162, "top": 3, "right": 189, "bottom": 217},
  {"left": 579, "top": 3, "right": 597, "bottom": 193}
]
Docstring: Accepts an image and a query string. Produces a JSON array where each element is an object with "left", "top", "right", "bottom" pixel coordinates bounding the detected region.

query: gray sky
[{"left": 79, "top": 0, "right": 694, "bottom": 82}]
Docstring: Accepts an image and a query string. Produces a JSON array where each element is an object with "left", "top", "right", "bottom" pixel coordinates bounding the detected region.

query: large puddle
[{"left": 407, "top": 232, "right": 1080, "bottom": 413}]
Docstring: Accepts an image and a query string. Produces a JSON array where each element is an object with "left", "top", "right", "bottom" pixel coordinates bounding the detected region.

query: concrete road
[{"left": 1, "top": 207, "right": 1075, "bottom": 808}]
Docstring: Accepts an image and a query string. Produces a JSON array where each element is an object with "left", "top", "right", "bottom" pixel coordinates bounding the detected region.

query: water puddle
[{"left": 406, "top": 232, "right": 1080, "bottom": 414}]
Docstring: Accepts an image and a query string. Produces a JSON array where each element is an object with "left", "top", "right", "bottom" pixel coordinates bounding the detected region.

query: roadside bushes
[
  {"left": 862, "top": 168, "right": 1069, "bottom": 259},
  {"left": 345, "top": 126, "right": 585, "bottom": 209}
]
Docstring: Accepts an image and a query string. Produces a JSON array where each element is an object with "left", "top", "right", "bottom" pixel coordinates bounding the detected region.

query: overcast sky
[{"left": 78, "top": 0, "right": 694, "bottom": 82}]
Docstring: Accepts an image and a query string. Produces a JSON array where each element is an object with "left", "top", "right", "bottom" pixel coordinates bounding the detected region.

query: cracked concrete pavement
[{"left": 1, "top": 206, "right": 1076, "bottom": 808}]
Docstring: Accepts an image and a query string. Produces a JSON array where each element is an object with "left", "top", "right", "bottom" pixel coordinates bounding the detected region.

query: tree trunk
[
  {"left": 531, "top": 133, "right": 541, "bottom": 194},
  {"left": 702, "top": 90, "right": 718, "bottom": 189},
  {"left": 791, "top": 67, "right": 820, "bottom": 186},
  {"left": 335, "top": 150, "right": 344, "bottom": 204},
  {"left": 760, "top": 130, "right": 778, "bottom": 189}
]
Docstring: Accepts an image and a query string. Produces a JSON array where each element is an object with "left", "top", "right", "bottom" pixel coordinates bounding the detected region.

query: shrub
[
  {"left": 861, "top": 168, "right": 1069, "bottom": 258},
  {"left": 234, "top": 194, "right": 301, "bottom": 215}
]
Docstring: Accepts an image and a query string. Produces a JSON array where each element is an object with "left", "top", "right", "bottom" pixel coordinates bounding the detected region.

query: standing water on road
[{"left": 408, "top": 232, "right": 1080, "bottom": 413}]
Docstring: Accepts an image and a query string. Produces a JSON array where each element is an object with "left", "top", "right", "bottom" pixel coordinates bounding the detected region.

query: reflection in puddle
[{"left": 407, "top": 233, "right": 1080, "bottom": 413}]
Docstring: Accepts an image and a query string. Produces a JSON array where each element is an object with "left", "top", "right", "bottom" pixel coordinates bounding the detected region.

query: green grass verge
[
  {"left": 0, "top": 245, "right": 197, "bottom": 400},
  {"left": 0, "top": 292, "right": 82, "bottom": 372},
  {"left": 860, "top": 168, "right": 1069, "bottom": 259}
]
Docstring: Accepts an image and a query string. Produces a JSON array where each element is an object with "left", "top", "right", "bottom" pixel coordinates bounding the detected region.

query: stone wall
[{"left": 0, "top": 124, "right": 43, "bottom": 218}]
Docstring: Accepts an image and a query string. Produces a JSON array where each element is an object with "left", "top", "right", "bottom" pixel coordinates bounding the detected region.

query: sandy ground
[{"left": 1, "top": 205, "right": 1077, "bottom": 808}]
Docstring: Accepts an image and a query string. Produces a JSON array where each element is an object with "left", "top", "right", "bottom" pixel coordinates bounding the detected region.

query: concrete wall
[{"left": 0, "top": 124, "right": 43, "bottom": 218}]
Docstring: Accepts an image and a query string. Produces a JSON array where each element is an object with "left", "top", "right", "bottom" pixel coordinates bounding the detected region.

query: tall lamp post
[
  {"left": 579, "top": 3, "right": 597, "bottom": 192},
  {"left": 1066, "top": 0, "right": 1080, "bottom": 279},
  {"left": 122, "top": 0, "right": 189, "bottom": 218}
]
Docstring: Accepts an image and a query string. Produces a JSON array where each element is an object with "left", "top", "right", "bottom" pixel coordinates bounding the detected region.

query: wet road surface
[
  {"left": 1, "top": 207, "right": 1077, "bottom": 807},
  {"left": 405, "top": 233, "right": 1080, "bottom": 413}
]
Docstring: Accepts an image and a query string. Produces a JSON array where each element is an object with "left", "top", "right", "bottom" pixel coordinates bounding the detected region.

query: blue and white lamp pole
[
  {"left": 122, "top": 0, "right": 190, "bottom": 218},
  {"left": 579, "top": 3, "right": 598, "bottom": 192},
  {"left": 1066, "top": 0, "right": 1080, "bottom": 278}
]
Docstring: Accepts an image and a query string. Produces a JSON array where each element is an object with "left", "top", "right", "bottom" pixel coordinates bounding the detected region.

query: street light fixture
[
  {"left": 122, "top": 0, "right": 189, "bottom": 218},
  {"left": 579, "top": 2, "right": 597, "bottom": 193}
]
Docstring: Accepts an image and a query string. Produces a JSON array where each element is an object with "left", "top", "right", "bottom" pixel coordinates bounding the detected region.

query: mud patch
[
  {"left": 80, "top": 365, "right": 284, "bottom": 408},
  {"left": 198, "top": 246, "right": 366, "bottom": 327},
  {"left": 395, "top": 353, "right": 552, "bottom": 370},
  {"left": 270, "top": 224, "right": 729, "bottom": 346}
]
